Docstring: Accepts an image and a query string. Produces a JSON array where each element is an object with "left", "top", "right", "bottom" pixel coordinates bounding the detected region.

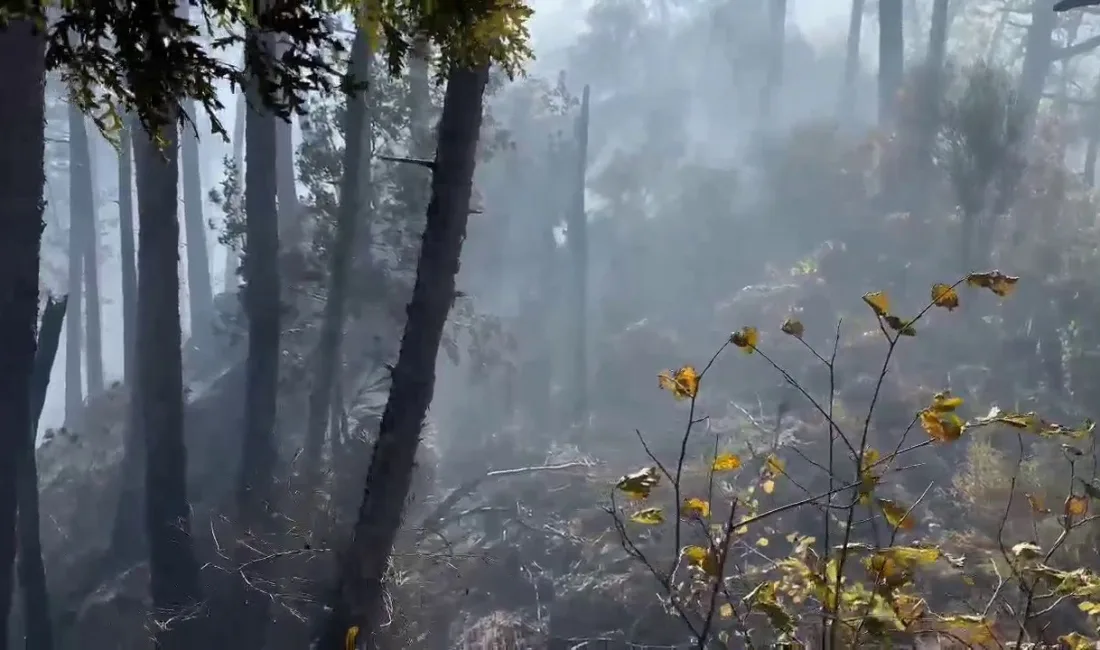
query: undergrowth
[{"left": 610, "top": 271, "right": 1100, "bottom": 649}]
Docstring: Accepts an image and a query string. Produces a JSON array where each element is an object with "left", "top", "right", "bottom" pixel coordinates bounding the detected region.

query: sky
[{"left": 524, "top": 0, "right": 853, "bottom": 56}]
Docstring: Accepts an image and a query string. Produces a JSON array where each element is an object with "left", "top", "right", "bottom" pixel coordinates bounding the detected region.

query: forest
[{"left": 9, "top": 0, "right": 1100, "bottom": 648}]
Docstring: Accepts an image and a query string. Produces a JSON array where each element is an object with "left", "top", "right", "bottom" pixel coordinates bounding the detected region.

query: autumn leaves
[{"left": 604, "top": 268, "right": 1100, "bottom": 645}]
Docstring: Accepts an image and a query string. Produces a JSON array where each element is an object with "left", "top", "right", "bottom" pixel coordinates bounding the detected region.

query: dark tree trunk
[
  {"left": 232, "top": 14, "right": 281, "bottom": 650},
  {"left": 760, "top": 0, "right": 786, "bottom": 122},
  {"left": 303, "top": 26, "right": 371, "bottom": 492},
  {"left": 315, "top": 61, "right": 490, "bottom": 650},
  {"left": 0, "top": 20, "right": 47, "bottom": 650},
  {"left": 878, "top": 0, "right": 904, "bottom": 125},
  {"left": 839, "top": 0, "right": 865, "bottom": 119},
  {"left": 1084, "top": 71, "right": 1100, "bottom": 187},
  {"left": 118, "top": 119, "right": 137, "bottom": 382},
  {"left": 133, "top": 115, "right": 205, "bottom": 650},
  {"left": 1018, "top": 0, "right": 1057, "bottom": 132},
  {"left": 276, "top": 116, "right": 300, "bottom": 247},
  {"left": 181, "top": 99, "right": 214, "bottom": 346},
  {"left": 78, "top": 117, "right": 103, "bottom": 398},
  {"left": 64, "top": 104, "right": 83, "bottom": 428},
  {"left": 18, "top": 296, "right": 66, "bottom": 650},
  {"left": 225, "top": 90, "right": 247, "bottom": 292},
  {"left": 568, "top": 86, "right": 590, "bottom": 429}
]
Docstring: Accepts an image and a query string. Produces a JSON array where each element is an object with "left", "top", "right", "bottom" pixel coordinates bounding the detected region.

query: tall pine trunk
[
  {"left": 82, "top": 126, "right": 103, "bottom": 397},
  {"left": 118, "top": 119, "right": 137, "bottom": 382},
  {"left": 232, "top": 9, "right": 281, "bottom": 650},
  {"left": 133, "top": 113, "right": 205, "bottom": 650},
  {"left": 568, "top": 86, "right": 590, "bottom": 429},
  {"left": 181, "top": 99, "right": 214, "bottom": 346},
  {"left": 224, "top": 90, "right": 247, "bottom": 292},
  {"left": 69, "top": 105, "right": 103, "bottom": 399},
  {"left": 878, "top": 0, "right": 904, "bottom": 126},
  {"left": 64, "top": 103, "right": 83, "bottom": 428},
  {"left": 302, "top": 26, "right": 371, "bottom": 493},
  {"left": 0, "top": 19, "right": 47, "bottom": 650},
  {"left": 1018, "top": 0, "right": 1057, "bottom": 132},
  {"left": 839, "top": 0, "right": 865, "bottom": 119},
  {"left": 315, "top": 61, "right": 490, "bottom": 650},
  {"left": 18, "top": 296, "right": 66, "bottom": 650}
]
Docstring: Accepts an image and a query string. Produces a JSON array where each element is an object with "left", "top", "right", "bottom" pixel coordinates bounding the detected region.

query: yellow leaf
[
  {"left": 682, "top": 544, "right": 720, "bottom": 576},
  {"left": 859, "top": 449, "right": 881, "bottom": 504},
  {"left": 764, "top": 454, "right": 785, "bottom": 477},
  {"left": 780, "top": 318, "right": 805, "bottom": 338},
  {"left": 877, "top": 498, "right": 916, "bottom": 530},
  {"left": 345, "top": 626, "right": 360, "bottom": 650},
  {"left": 862, "top": 291, "right": 891, "bottom": 317},
  {"left": 735, "top": 524, "right": 749, "bottom": 535},
  {"left": 930, "top": 283, "right": 959, "bottom": 310},
  {"left": 936, "top": 615, "right": 994, "bottom": 646},
  {"left": 712, "top": 453, "right": 742, "bottom": 472},
  {"left": 761, "top": 479, "right": 776, "bottom": 495},
  {"left": 1059, "top": 632, "right": 1095, "bottom": 650},
  {"left": 615, "top": 467, "right": 660, "bottom": 500},
  {"left": 682, "top": 497, "right": 711, "bottom": 519},
  {"left": 930, "top": 390, "right": 963, "bottom": 412},
  {"left": 718, "top": 603, "right": 734, "bottom": 619},
  {"left": 756, "top": 537, "right": 769, "bottom": 547},
  {"left": 883, "top": 314, "right": 916, "bottom": 336},
  {"left": 729, "top": 326, "right": 758, "bottom": 353},
  {"left": 879, "top": 546, "right": 941, "bottom": 565},
  {"left": 965, "top": 270, "right": 1019, "bottom": 297},
  {"left": 630, "top": 507, "right": 665, "bottom": 525},
  {"left": 657, "top": 365, "right": 699, "bottom": 400},
  {"left": 1025, "top": 493, "right": 1051, "bottom": 515},
  {"left": 1066, "top": 494, "right": 1089, "bottom": 518},
  {"left": 919, "top": 409, "right": 964, "bottom": 443}
]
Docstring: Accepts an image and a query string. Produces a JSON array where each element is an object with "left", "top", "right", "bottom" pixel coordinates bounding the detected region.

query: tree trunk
[
  {"left": 232, "top": 12, "right": 281, "bottom": 650},
  {"left": 1018, "top": 0, "right": 1057, "bottom": 132},
  {"left": 82, "top": 131, "right": 103, "bottom": 398},
  {"left": 760, "top": 0, "right": 786, "bottom": 122},
  {"left": 0, "top": 19, "right": 47, "bottom": 650},
  {"left": 302, "top": 26, "right": 372, "bottom": 493},
  {"left": 224, "top": 90, "right": 247, "bottom": 293},
  {"left": 1084, "top": 72, "right": 1100, "bottom": 187},
  {"left": 878, "top": 0, "right": 905, "bottom": 126},
  {"left": 119, "top": 119, "right": 137, "bottom": 382},
  {"left": 839, "top": 0, "right": 865, "bottom": 119},
  {"left": 276, "top": 117, "right": 300, "bottom": 247},
  {"left": 315, "top": 61, "right": 490, "bottom": 650},
  {"left": 133, "top": 115, "right": 205, "bottom": 650},
  {"left": 64, "top": 104, "right": 83, "bottom": 428},
  {"left": 181, "top": 99, "right": 214, "bottom": 346},
  {"left": 18, "top": 296, "right": 66, "bottom": 650},
  {"left": 568, "top": 86, "right": 590, "bottom": 429}
]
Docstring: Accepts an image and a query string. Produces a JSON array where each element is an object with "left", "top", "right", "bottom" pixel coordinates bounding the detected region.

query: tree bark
[
  {"left": 1018, "top": 0, "right": 1057, "bottom": 133},
  {"left": 0, "top": 19, "right": 47, "bottom": 650},
  {"left": 839, "top": 0, "right": 865, "bottom": 120},
  {"left": 232, "top": 10, "right": 281, "bottom": 650},
  {"left": 133, "top": 114, "right": 205, "bottom": 650},
  {"left": 878, "top": 0, "right": 905, "bottom": 126},
  {"left": 302, "top": 25, "right": 372, "bottom": 493},
  {"left": 315, "top": 61, "right": 490, "bottom": 650},
  {"left": 80, "top": 118, "right": 103, "bottom": 398},
  {"left": 182, "top": 99, "right": 214, "bottom": 346},
  {"left": 224, "top": 90, "right": 247, "bottom": 293},
  {"left": 18, "top": 296, "right": 66, "bottom": 650},
  {"left": 118, "top": 119, "right": 137, "bottom": 382},
  {"left": 64, "top": 104, "right": 83, "bottom": 428},
  {"left": 568, "top": 86, "right": 590, "bottom": 429}
]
